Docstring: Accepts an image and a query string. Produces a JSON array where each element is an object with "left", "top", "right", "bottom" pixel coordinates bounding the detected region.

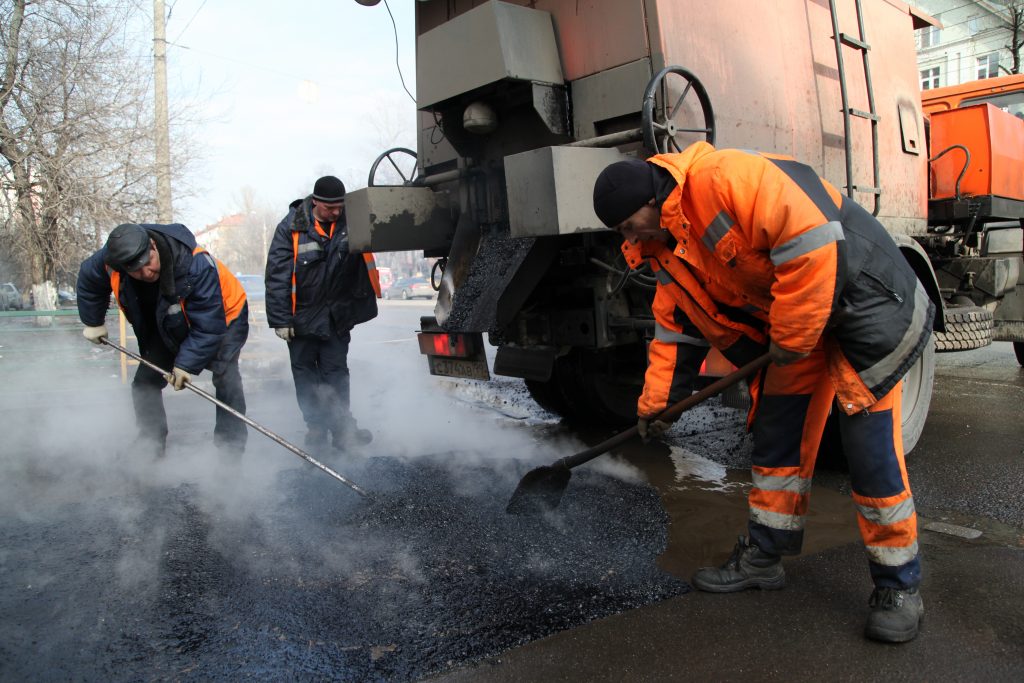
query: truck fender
[{"left": 891, "top": 234, "right": 945, "bottom": 333}]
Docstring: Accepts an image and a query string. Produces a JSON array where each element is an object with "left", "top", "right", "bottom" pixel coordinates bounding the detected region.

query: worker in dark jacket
[
  {"left": 592, "top": 143, "right": 936, "bottom": 644},
  {"left": 77, "top": 223, "right": 250, "bottom": 456},
  {"left": 264, "top": 176, "right": 380, "bottom": 451}
]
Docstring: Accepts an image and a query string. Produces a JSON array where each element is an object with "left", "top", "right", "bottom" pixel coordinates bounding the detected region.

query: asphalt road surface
[{"left": 1, "top": 304, "right": 1021, "bottom": 681}]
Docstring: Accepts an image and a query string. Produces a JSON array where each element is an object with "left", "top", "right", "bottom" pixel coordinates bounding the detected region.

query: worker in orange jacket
[{"left": 592, "top": 143, "right": 935, "bottom": 643}]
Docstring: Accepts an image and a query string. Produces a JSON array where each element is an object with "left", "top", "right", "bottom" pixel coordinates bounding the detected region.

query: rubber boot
[
  {"left": 332, "top": 418, "right": 373, "bottom": 451},
  {"left": 691, "top": 536, "right": 786, "bottom": 592},
  {"left": 865, "top": 586, "right": 924, "bottom": 643},
  {"left": 304, "top": 425, "right": 328, "bottom": 450}
]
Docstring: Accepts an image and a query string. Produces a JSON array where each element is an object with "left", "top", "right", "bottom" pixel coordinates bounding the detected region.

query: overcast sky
[{"left": 162, "top": 0, "right": 417, "bottom": 230}]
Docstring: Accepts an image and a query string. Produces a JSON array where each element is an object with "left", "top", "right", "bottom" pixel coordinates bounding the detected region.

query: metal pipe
[
  {"left": 565, "top": 127, "right": 645, "bottom": 148},
  {"left": 415, "top": 168, "right": 463, "bottom": 187},
  {"left": 101, "top": 339, "right": 371, "bottom": 499}
]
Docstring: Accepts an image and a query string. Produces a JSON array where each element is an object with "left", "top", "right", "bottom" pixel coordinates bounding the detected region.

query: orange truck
[{"left": 347, "top": 0, "right": 1024, "bottom": 454}]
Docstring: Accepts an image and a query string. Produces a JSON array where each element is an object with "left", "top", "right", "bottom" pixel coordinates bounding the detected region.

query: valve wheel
[
  {"left": 368, "top": 147, "right": 419, "bottom": 187},
  {"left": 642, "top": 66, "right": 716, "bottom": 154}
]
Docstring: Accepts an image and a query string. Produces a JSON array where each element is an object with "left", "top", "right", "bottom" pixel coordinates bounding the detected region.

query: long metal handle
[
  {"left": 553, "top": 353, "right": 772, "bottom": 470},
  {"left": 102, "top": 339, "right": 370, "bottom": 498}
]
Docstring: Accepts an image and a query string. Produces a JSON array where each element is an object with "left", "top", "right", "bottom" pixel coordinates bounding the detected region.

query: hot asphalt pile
[{"left": 0, "top": 453, "right": 687, "bottom": 681}]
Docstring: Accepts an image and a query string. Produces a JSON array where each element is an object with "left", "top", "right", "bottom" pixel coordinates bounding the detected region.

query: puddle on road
[{"left": 608, "top": 440, "right": 863, "bottom": 580}]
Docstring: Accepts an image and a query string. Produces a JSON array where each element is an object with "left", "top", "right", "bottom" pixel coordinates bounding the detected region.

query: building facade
[{"left": 913, "top": 0, "right": 1020, "bottom": 89}]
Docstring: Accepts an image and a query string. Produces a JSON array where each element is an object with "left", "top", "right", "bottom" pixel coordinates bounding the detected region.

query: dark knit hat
[
  {"left": 592, "top": 159, "right": 657, "bottom": 228},
  {"left": 312, "top": 175, "right": 346, "bottom": 202},
  {"left": 104, "top": 223, "right": 151, "bottom": 271}
]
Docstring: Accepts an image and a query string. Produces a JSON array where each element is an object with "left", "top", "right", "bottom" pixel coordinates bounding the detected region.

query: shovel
[
  {"left": 102, "top": 339, "right": 370, "bottom": 499},
  {"left": 505, "top": 353, "right": 771, "bottom": 515}
]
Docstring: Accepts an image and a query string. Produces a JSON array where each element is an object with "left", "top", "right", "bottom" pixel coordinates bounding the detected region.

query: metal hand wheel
[
  {"left": 642, "top": 66, "right": 716, "bottom": 154},
  {"left": 368, "top": 147, "right": 420, "bottom": 187}
]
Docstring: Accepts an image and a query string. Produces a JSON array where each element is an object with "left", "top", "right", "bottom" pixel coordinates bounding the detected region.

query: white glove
[
  {"left": 83, "top": 325, "right": 108, "bottom": 345},
  {"left": 166, "top": 367, "right": 191, "bottom": 391},
  {"left": 274, "top": 327, "right": 294, "bottom": 342}
]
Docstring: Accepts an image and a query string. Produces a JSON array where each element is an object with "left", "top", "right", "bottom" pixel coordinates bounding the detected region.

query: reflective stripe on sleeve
[
  {"left": 655, "top": 322, "right": 710, "bottom": 346},
  {"left": 769, "top": 221, "right": 844, "bottom": 266},
  {"left": 701, "top": 210, "right": 735, "bottom": 252}
]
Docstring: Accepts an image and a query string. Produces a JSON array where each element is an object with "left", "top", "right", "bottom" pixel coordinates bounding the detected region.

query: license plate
[{"left": 429, "top": 357, "right": 490, "bottom": 380}]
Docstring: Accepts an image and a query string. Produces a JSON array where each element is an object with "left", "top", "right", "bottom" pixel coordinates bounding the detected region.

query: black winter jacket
[
  {"left": 264, "top": 196, "right": 377, "bottom": 338},
  {"left": 77, "top": 223, "right": 237, "bottom": 374}
]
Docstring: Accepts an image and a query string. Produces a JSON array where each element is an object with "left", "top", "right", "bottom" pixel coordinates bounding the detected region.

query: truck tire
[
  {"left": 900, "top": 336, "right": 935, "bottom": 455},
  {"left": 816, "top": 338, "right": 935, "bottom": 469},
  {"left": 530, "top": 346, "right": 645, "bottom": 428},
  {"left": 524, "top": 377, "right": 571, "bottom": 418},
  {"left": 934, "top": 305, "right": 993, "bottom": 352},
  {"left": 1015, "top": 341, "right": 1024, "bottom": 367}
]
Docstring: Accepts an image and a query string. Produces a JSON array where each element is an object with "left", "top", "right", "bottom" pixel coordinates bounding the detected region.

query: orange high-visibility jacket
[{"left": 625, "top": 143, "right": 934, "bottom": 418}]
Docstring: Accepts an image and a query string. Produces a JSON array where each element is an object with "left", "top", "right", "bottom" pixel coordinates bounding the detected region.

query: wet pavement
[{"left": 1, "top": 307, "right": 1022, "bottom": 680}]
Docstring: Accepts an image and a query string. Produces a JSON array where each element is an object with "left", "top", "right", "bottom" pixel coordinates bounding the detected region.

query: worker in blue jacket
[
  {"left": 77, "top": 223, "right": 250, "bottom": 457},
  {"left": 264, "top": 176, "right": 380, "bottom": 451}
]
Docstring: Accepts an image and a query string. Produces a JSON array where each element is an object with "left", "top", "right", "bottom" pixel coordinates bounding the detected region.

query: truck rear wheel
[
  {"left": 817, "top": 338, "right": 934, "bottom": 469},
  {"left": 1014, "top": 341, "right": 1024, "bottom": 366},
  {"left": 526, "top": 346, "right": 645, "bottom": 428},
  {"left": 934, "top": 305, "right": 993, "bottom": 351}
]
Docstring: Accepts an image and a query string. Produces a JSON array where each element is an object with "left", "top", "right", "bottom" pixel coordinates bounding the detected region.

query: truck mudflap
[{"left": 417, "top": 316, "right": 490, "bottom": 381}]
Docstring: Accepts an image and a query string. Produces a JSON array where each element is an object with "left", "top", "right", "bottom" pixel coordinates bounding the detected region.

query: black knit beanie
[
  {"left": 592, "top": 159, "right": 657, "bottom": 228},
  {"left": 312, "top": 175, "right": 346, "bottom": 202}
]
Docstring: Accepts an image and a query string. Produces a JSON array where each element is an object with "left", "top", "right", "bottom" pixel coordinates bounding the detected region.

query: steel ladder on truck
[{"left": 829, "top": 0, "right": 881, "bottom": 216}]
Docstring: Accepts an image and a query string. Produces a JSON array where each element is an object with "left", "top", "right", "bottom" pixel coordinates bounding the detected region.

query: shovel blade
[{"left": 505, "top": 465, "right": 572, "bottom": 515}]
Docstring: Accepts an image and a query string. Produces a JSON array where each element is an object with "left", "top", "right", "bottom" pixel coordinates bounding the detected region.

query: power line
[
  {"left": 172, "top": 0, "right": 208, "bottom": 44},
  {"left": 383, "top": 0, "right": 416, "bottom": 104}
]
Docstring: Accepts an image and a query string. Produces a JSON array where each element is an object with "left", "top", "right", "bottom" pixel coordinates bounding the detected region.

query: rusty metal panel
[
  {"left": 505, "top": 146, "right": 629, "bottom": 238},
  {"left": 346, "top": 187, "right": 455, "bottom": 253},
  {"left": 648, "top": 0, "right": 927, "bottom": 233},
  {"left": 416, "top": 1, "right": 563, "bottom": 109}
]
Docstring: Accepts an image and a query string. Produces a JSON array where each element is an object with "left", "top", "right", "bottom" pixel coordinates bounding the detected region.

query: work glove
[
  {"left": 769, "top": 341, "right": 809, "bottom": 367},
  {"left": 274, "top": 327, "right": 294, "bottom": 342},
  {"left": 166, "top": 367, "right": 191, "bottom": 391},
  {"left": 637, "top": 415, "right": 675, "bottom": 443},
  {"left": 83, "top": 325, "right": 108, "bottom": 345}
]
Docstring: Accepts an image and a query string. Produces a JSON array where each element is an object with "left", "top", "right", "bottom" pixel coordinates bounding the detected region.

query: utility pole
[{"left": 153, "top": 0, "right": 173, "bottom": 222}]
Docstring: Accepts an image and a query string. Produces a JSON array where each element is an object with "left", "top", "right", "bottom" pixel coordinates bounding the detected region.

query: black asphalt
[{"left": 1, "top": 311, "right": 1022, "bottom": 681}]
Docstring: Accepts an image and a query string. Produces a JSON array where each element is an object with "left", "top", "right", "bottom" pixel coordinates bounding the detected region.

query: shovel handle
[
  {"left": 552, "top": 353, "right": 771, "bottom": 471},
  {"left": 101, "top": 338, "right": 370, "bottom": 498}
]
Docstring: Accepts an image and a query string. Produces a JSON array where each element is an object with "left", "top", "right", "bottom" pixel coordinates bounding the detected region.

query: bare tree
[
  {"left": 0, "top": 0, "right": 193, "bottom": 292},
  {"left": 996, "top": 0, "right": 1024, "bottom": 75}
]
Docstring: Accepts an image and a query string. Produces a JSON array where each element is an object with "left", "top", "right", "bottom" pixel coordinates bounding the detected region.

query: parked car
[
  {"left": 0, "top": 282, "right": 24, "bottom": 311},
  {"left": 235, "top": 274, "right": 266, "bottom": 323},
  {"left": 384, "top": 276, "right": 435, "bottom": 300},
  {"left": 235, "top": 275, "right": 265, "bottom": 303}
]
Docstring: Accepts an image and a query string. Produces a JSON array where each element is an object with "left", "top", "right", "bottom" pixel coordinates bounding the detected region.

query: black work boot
[
  {"left": 865, "top": 586, "right": 924, "bottom": 643},
  {"left": 128, "top": 434, "right": 166, "bottom": 459},
  {"left": 331, "top": 420, "right": 373, "bottom": 451},
  {"left": 304, "top": 425, "right": 328, "bottom": 450},
  {"left": 691, "top": 536, "right": 785, "bottom": 592}
]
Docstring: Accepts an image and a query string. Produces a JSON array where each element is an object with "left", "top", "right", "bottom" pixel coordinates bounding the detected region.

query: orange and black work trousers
[{"left": 747, "top": 349, "right": 920, "bottom": 589}]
